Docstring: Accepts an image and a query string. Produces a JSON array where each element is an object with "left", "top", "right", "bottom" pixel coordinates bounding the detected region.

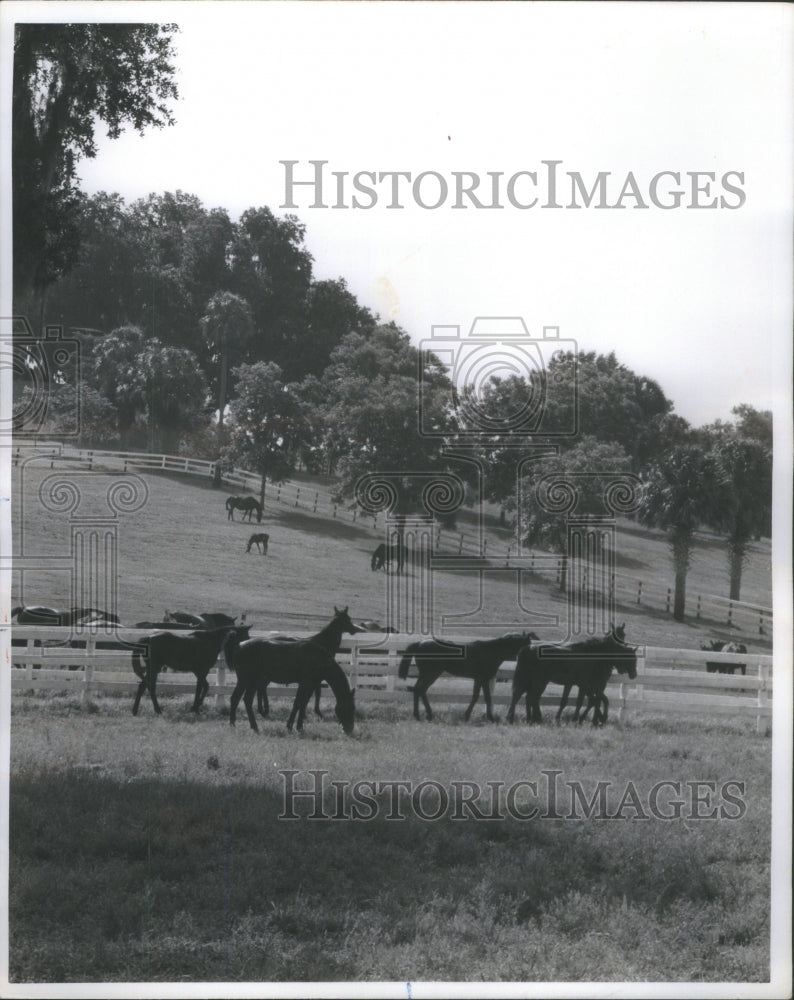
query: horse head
[
  {"left": 615, "top": 643, "right": 638, "bottom": 679},
  {"left": 333, "top": 606, "right": 363, "bottom": 635},
  {"left": 334, "top": 687, "right": 356, "bottom": 735}
]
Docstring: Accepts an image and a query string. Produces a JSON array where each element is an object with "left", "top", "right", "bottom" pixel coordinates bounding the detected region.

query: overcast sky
[{"left": 3, "top": 1, "right": 793, "bottom": 428}]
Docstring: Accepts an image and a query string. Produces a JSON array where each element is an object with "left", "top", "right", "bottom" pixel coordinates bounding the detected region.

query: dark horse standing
[
  {"left": 225, "top": 629, "right": 356, "bottom": 735},
  {"left": 398, "top": 632, "right": 536, "bottom": 722},
  {"left": 226, "top": 495, "right": 263, "bottom": 523},
  {"left": 507, "top": 632, "right": 637, "bottom": 726},
  {"left": 701, "top": 640, "right": 747, "bottom": 675},
  {"left": 371, "top": 542, "right": 407, "bottom": 573},
  {"left": 132, "top": 625, "right": 250, "bottom": 715},
  {"left": 255, "top": 607, "right": 362, "bottom": 718}
]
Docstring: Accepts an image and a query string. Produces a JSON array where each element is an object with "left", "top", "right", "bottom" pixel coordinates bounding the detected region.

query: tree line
[{"left": 12, "top": 22, "right": 772, "bottom": 618}]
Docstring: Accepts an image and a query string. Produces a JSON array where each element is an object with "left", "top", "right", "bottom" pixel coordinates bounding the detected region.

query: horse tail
[
  {"left": 132, "top": 644, "right": 148, "bottom": 681},
  {"left": 398, "top": 646, "right": 416, "bottom": 680}
]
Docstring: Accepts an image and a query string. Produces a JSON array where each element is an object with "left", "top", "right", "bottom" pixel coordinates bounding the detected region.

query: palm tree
[{"left": 639, "top": 444, "right": 714, "bottom": 621}]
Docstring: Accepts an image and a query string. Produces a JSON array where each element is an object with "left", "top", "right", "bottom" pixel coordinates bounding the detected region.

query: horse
[
  {"left": 553, "top": 623, "right": 627, "bottom": 723},
  {"left": 131, "top": 625, "right": 250, "bottom": 716},
  {"left": 200, "top": 612, "right": 238, "bottom": 628},
  {"left": 11, "top": 605, "right": 119, "bottom": 626},
  {"left": 255, "top": 607, "right": 362, "bottom": 718},
  {"left": 226, "top": 495, "right": 263, "bottom": 523},
  {"left": 398, "top": 632, "right": 536, "bottom": 722},
  {"left": 224, "top": 630, "right": 356, "bottom": 735},
  {"left": 355, "top": 620, "right": 397, "bottom": 633},
  {"left": 701, "top": 640, "right": 747, "bottom": 675},
  {"left": 371, "top": 542, "right": 407, "bottom": 573},
  {"left": 246, "top": 533, "right": 269, "bottom": 555},
  {"left": 165, "top": 610, "right": 205, "bottom": 627},
  {"left": 507, "top": 632, "right": 638, "bottom": 726},
  {"left": 12, "top": 605, "right": 63, "bottom": 625},
  {"left": 164, "top": 610, "right": 239, "bottom": 629}
]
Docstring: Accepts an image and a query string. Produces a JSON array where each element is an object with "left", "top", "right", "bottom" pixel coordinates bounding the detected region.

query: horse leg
[
  {"left": 243, "top": 686, "right": 259, "bottom": 732},
  {"left": 147, "top": 670, "right": 163, "bottom": 715},
  {"left": 132, "top": 679, "right": 147, "bottom": 715},
  {"left": 463, "top": 680, "right": 481, "bottom": 722},
  {"left": 556, "top": 683, "right": 573, "bottom": 723},
  {"left": 313, "top": 681, "right": 323, "bottom": 718},
  {"left": 288, "top": 683, "right": 312, "bottom": 732},
  {"left": 592, "top": 693, "right": 609, "bottom": 726},
  {"left": 481, "top": 678, "right": 497, "bottom": 723},
  {"left": 506, "top": 686, "right": 522, "bottom": 724},
  {"left": 192, "top": 673, "right": 208, "bottom": 712},
  {"left": 529, "top": 682, "right": 545, "bottom": 724},
  {"left": 257, "top": 682, "right": 270, "bottom": 718}
]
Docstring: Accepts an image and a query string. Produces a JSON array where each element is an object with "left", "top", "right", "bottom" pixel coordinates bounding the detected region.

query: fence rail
[
  {"left": 7, "top": 627, "right": 774, "bottom": 732},
  {"left": 13, "top": 442, "right": 773, "bottom": 633}
]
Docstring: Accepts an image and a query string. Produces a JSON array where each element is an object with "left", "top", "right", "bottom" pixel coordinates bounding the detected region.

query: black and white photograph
[{"left": 1, "top": 2, "right": 792, "bottom": 996}]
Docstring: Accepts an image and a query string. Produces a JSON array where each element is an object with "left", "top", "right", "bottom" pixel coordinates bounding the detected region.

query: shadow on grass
[{"left": 8, "top": 762, "right": 767, "bottom": 984}]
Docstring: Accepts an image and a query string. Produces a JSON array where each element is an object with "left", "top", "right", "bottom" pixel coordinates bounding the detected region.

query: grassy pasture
[
  {"left": 7, "top": 458, "right": 775, "bottom": 985},
  {"left": 9, "top": 693, "right": 771, "bottom": 984},
  {"left": 9, "top": 457, "right": 772, "bottom": 652}
]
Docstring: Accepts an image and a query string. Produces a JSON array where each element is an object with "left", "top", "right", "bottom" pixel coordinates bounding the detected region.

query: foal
[{"left": 246, "top": 533, "right": 269, "bottom": 555}]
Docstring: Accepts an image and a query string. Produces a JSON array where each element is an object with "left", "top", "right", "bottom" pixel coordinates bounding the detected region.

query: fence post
[
  {"left": 759, "top": 609, "right": 765, "bottom": 635},
  {"left": 616, "top": 681, "right": 626, "bottom": 724},
  {"left": 215, "top": 650, "right": 227, "bottom": 709},
  {"left": 314, "top": 491, "right": 319, "bottom": 512},
  {"left": 349, "top": 641, "right": 359, "bottom": 691},
  {"left": 295, "top": 487, "right": 301, "bottom": 507},
  {"left": 756, "top": 662, "right": 769, "bottom": 734},
  {"left": 665, "top": 588, "right": 671, "bottom": 615},
  {"left": 82, "top": 634, "right": 96, "bottom": 705},
  {"left": 161, "top": 455, "right": 166, "bottom": 469},
  {"left": 333, "top": 504, "right": 337, "bottom": 518},
  {"left": 696, "top": 594, "right": 701, "bottom": 619},
  {"left": 459, "top": 534, "right": 465, "bottom": 554},
  {"left": 637, "top": 580, "right": 642, "bottom": 605},
  {"left": 727, "top": 601, "right": 734, "bottom": 629}
]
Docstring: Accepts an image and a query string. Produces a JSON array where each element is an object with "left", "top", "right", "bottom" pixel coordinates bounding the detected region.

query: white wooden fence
[
  {"left": 13, "top": 442, "right": 772, "bottom": 634},
  {"left": 7, "top": 627, "right": 774, "bottom": 733}
]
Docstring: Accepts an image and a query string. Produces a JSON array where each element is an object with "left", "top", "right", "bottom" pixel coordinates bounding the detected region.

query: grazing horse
[
  {"left": 131, "top": 625, "right": 250, "bottom": 715},
  {"left": 164, "top": 610, "right": 238, "bottom": 629},
  {"left": 226, "top": 495, "right": 263, "bottom": 523},
  {"left": 398, "top": 632, "right": 536, "bottom": 722},
  {"left": 225, "top": 630, "right": 356, "bottom": 735},
  {"left": 371, "top": 542, "right": 407, "bottom": 573},
  {"left": 246, "top": 533, "right": 269, "bottom": 555},
  {"left": 255, "top": 607, "right": 362, "bottom": 718},
  {"left": 701, "top": 640, "right": 747, "bottom": 675},
  {"left": 12, "top": 605, "right": 63, "bottom": 625},
  {"left": 12, "top": 605, "right": 119, "bottom": 626},
  {"left": 507, "top": 632, "right": 637, "bottom": 726},
  {"left": 355, "top": 620, "right": 397, "bottom": 633},
  {"left": 165, "top": 610, "right": 205, "bottom": 627}
]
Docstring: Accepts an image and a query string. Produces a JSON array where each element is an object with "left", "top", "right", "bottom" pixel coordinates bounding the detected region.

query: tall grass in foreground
[{"left": 9, "top": 693, "right": 771, "bottom": 983}]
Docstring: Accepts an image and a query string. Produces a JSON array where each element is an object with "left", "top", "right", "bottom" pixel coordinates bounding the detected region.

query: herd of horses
[
  {"left": 10, "top": 492, "right": 751, "bottom": 737},
  {"left": 128, "top": 609, "right": 638, "bottom": 736},
  {"left": 10, "top": 600, "right": 755, "bottom": 737},
  {"left": 13, "top": 601, "right": 645, "bottom": 736}
]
